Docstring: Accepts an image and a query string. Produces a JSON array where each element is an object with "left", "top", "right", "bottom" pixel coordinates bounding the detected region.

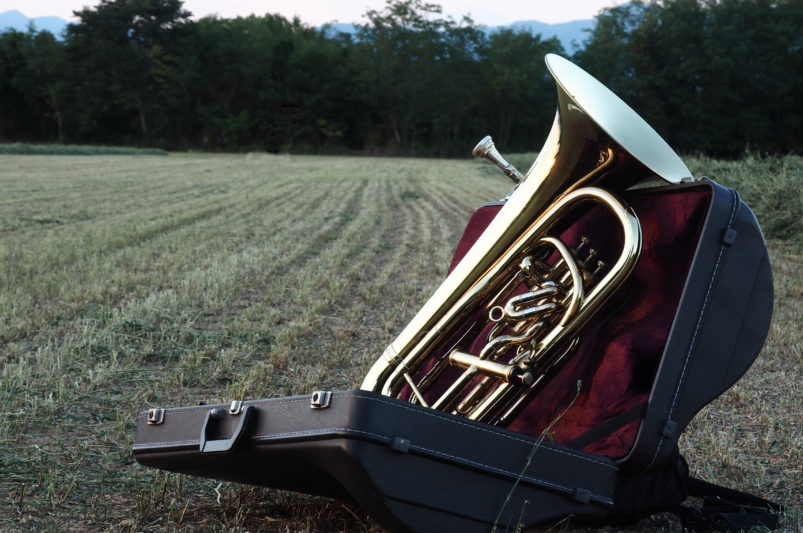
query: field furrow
[{"left": 0, "top": 153, "right": 798, "bottom": 532}]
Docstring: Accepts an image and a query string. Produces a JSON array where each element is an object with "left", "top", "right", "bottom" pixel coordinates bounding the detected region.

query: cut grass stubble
[{"left": 0, "top": 152, "right": 800, "bottom": 531}]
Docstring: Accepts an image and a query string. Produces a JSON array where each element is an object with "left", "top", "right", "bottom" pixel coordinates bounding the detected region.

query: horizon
[{"left": 0, "top": 0, "right": 625, "bottom": 26}]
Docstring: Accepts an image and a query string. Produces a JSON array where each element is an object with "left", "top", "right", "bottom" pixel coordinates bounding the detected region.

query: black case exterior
[
  {"left": 134, "top": 391, "right": 618, "bottom": 532},
  {"left": 619, "top": 180, "right": 773, "bottom": 472},
  {"left": 133, "top": 180, "right": 773, "bottom": 531}
]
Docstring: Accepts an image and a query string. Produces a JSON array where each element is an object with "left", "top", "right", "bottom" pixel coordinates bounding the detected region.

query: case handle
[{"left": 199, "top": 405, "right": 254, "bottom": 453}]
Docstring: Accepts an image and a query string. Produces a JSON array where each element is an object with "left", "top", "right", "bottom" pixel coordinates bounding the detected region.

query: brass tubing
[
  {"left": 450, "top": 351, "right": 535, "bottom": 386},
  {"left": 361, "top": 54, "right": 691, "bottom": 428},
  {"left": 466, "top": 189, "right": 640, "bottom": 423}
]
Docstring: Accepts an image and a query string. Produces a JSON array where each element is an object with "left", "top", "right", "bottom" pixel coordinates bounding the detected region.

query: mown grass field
[
  {"left": 0, "top": 152, "right": 800, "bottom": 532},
  {"left": 0, "top": 143, "right": 167, "bottom": 156}
]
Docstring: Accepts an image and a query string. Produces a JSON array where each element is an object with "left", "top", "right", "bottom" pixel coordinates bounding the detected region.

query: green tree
[
  {"left": 478, "top": 30, "right": 564, "bottom": 151},
  {"left": 354, "top": 0, "right": 468, "bottom": 152},
  {"left": 0, "top": 29, "right": 69, "bottom": 142},
  {"left": 65, "top": 0, "right": 191, "bottom": 143},
  {"left": 189, "top": 14, "right": 352, "bottom": 151},
  {"left": 576, "top": 0, "right": 802, "bottom": 155},
  {"left": 3, "top": 0, "right": 796, "bottom": 155},
  {"left": 0, "top": 31, "right": 38, "bottom": 141}
]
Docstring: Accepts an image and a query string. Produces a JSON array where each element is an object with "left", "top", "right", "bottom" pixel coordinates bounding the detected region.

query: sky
[{"left": 1, "top": 0, "right": 628, "bottom": 26}]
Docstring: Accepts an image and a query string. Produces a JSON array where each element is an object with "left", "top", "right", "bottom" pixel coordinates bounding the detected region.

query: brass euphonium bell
[{"left": 361, "top": 54, "right": 692, "bottom": 426}]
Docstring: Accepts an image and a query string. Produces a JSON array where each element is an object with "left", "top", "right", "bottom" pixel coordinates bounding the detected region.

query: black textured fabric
[{"left": 578, "top": 447, "right": 690, "bottom": 526}]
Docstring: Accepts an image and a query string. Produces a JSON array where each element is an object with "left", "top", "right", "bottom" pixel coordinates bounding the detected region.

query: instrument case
[{"left": 133, "top": 179, "right": 774, "bottom": 532}]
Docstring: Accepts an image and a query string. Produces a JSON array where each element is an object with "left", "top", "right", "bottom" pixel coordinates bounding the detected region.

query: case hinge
[
  {"left": 390, "top": 436, "right": 411, "bottom": 453},
  {"left": 722, "top": 227, "right": 738, "bottom": 246},
  {"left": 573, "top": 487, "right": 592, "bottom": 503},
  {"left": 662, "top": 419, "right": 679, "bottom": 439}
]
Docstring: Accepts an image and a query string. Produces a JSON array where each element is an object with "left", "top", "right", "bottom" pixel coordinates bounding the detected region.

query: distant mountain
[
  {"left": 325, "top": 23, "right": 360, "bottom": 36},
  {"left": 506, "top": 19, "right": 593, "bottom": 51},
  {"left": 0, "top": 10, "right": 593, "bottom": 51},
  {"left": 322, "top": 19, "right": 595, "bottom": 51},
  {"left": 0, "top": 10, "right": 69, "bottom": 36}
]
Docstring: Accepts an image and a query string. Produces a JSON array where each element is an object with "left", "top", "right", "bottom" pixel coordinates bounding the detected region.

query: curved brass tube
[{"left": 361, "top": 54, "right": 691, "bottom": 427}]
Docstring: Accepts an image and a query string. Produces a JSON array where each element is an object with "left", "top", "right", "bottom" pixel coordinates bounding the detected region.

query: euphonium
[{"left": 361, "top": 54, "right": 692, "bottom": 426}]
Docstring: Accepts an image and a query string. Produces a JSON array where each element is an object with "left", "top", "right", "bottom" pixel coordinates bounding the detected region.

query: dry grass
[
  {"left": 0, "top": 143, "right": 167, "bottom": 156},
  {"left": 0, "top": 152, "right": 799, "bottom": 532}
]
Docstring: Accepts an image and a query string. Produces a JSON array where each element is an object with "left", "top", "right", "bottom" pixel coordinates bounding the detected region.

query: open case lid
[
  {"left": 620, "top": 180, "right": 773, "bottom": 472},
  {"left": 446, "top": 180, "right": 772, "bottom": 472}
]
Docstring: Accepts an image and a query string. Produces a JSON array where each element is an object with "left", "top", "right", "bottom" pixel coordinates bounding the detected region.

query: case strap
[
  {"left": 565, "top": 402, "right": 647, "bottom": 450},
  {"left": 671, "top": 476, "right": 782, "bottom": 531}
]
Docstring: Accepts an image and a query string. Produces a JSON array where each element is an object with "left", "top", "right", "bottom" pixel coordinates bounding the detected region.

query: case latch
[
  {"left": 310, "top": 390, "right": 333, "bottom": 409},
  {"left": 229, "top": 400, "right": 244, "bottom": 415},
  {"left": 147, "top": 408, "right": 165, "bottom": 425}
]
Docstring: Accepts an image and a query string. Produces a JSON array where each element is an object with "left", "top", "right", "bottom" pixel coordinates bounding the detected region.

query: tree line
[{"left": 0, "top": 0, "right": 800, "bottom": 157}]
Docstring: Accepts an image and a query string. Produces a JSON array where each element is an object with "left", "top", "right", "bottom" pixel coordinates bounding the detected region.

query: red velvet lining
[
  {"left": 449, "top": 204, "right": 504, "bottom": 273},
  {"left": 440, "top": 187, "right": 711, "bottom": 458}
]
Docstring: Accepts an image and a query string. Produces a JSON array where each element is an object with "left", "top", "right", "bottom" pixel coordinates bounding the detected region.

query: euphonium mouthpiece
[
  {"left": 472, "top": 135, "right": 525, "bottom": 184},
  {"left": 471, "top": 135, "right": 495, "bottom": 158}
]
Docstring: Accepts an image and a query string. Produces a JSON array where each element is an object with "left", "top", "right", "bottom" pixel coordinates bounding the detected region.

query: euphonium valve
[{"left": 361, "top": 54, "right": 692, "bottom": 428}]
